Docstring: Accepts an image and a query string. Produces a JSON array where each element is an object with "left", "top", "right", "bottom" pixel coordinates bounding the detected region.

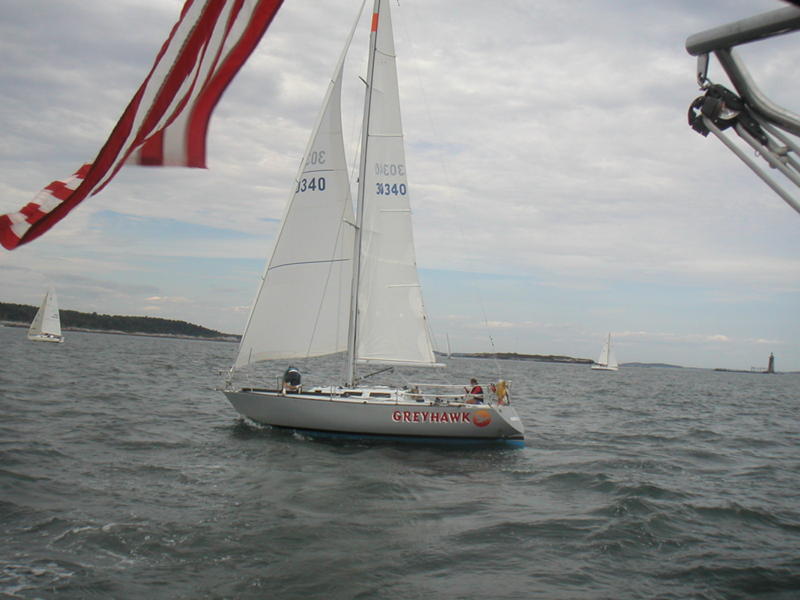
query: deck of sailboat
[{"left": 236, "top": 385, "right": 490, "bottom": 406}]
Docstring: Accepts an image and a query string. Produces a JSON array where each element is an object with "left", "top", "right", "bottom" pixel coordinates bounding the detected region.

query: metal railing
[
  {"left": 686, "top": 5, "right": 800, "bottom": 214},
  {"left": 407, "top": 382, "right": 511, "bottom": 406}
]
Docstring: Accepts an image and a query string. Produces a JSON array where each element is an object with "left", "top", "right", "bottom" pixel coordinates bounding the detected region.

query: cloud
[
  {"left": 482, "top": 321, "right": 516, "bottom": 329},
  {"left": 0, "top": 0, "right": 798, "bottom": 369},
  {"left": 145, "top": 296, "right": 191, "bottom": 304},
  {"left": 615, "top": 331, "right": 732, "bottom": 344}
]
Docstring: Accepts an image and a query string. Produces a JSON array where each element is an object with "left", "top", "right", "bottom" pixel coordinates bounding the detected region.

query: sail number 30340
[{"left": 374, "top": 162, "right": 407, "bottom": 195}]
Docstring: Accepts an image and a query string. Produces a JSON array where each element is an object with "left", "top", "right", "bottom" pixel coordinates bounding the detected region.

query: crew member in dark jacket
[{"left": 283, "top": 366, "right": 302, "bottom": 393}]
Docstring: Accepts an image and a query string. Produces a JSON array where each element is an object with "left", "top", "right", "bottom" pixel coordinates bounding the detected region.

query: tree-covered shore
[{"left": 0, "top": 302, "right": 239, "bottom": 341}]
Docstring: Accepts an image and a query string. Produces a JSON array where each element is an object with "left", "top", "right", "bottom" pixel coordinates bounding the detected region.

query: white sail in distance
[
  {"left": 28, "top": 288, "right": 62, "bottom": 340},
  {"left": 595, "top": 333, "right": 619, "bottom": 369}
]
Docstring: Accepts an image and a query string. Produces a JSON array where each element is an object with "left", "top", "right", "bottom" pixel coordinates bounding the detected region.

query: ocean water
[{"left": 1, "top": 327, "right": 799, "bottom": 599}]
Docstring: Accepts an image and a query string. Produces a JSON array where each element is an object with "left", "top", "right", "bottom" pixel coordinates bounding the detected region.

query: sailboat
[
  {"left": 223, "top": 0, "right": 524, "bottom": 444},
  {"left": 591, "top": 333, "right": 618, "bottom": 371},
  {"left": 28, "top": 288, "right": 64, "bottom": 343}
]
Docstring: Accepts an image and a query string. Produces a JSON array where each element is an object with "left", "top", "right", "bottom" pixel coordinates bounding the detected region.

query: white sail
[
  {"left": 596, "top": 342, "right": 609, "bottom": 366},
  {"left": 607, "top": 345, "right": 618, "bottom": 369},
  {"left": 606, "top": 333, "right": 619, "bottom": 369},
  {"left": 28, "top": 288, "right": 63, "bottom": 342},
  {"left": 593, "top": 333, "right": 618, "bottom": 370},
  {"left": 232, "top": 20, "right": 358, "bottom": 370},
  {"left": 355, "top": 1, "right": 438, "bottom": 367}
]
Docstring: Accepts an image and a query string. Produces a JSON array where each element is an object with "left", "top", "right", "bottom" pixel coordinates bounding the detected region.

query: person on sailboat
[
  {"left": 492, "top": 380, "right": 509, "bottom": 405},
  {"left": 282, "top": 366, "right": 302, "bottom": 393},
  {"left": 464, "top": 378, "right": 484, "bottom": 404}
]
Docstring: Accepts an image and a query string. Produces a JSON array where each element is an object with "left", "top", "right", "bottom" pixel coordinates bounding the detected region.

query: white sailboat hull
[
  {"left": 224, "top": 388, "right": 525, "bottom": 443},
  {"left": 27, "top": 333, "right": 64, "bottom": 343},
  {"left": 591, "top": 364, "right": 617, "bottom": 371}
]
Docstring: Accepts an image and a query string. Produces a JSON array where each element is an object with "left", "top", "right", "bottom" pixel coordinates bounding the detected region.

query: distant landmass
[
  {"left": 449, "top": 352, "right": 594, "bottom": 365},
  {"left": 448, "top": 353, "right": 690, "bottom": 368},
  {"left": 621, "top": 362, "right": 683, "bottom": 369},
  {"left": 0, "top": 302, "right": 239, "bottom": 342}
]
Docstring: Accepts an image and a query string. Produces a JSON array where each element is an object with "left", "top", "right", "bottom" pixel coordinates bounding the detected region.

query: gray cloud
[{"left": 1, "top": 0, "right": 798, "bottom": 368}]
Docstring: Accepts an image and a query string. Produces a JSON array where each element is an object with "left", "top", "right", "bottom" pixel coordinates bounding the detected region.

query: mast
[{"left": 345, "top": 0, "right": 381, "bottom": 386}]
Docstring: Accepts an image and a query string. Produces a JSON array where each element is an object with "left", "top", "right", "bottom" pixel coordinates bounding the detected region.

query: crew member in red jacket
[{"left": 464, "top": 378, "right": 484, "bottom": 404}]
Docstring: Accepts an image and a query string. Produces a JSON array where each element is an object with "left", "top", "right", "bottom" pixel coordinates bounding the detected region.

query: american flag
[{"left": 0, "top": 0, "right": 283, "bottom": 250}]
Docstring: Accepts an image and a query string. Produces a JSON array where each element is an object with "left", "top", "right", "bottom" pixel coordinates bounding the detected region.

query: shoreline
[
  {"left": 1, "top": 321, "right": 239, "bottom": 343},
  {"left": 450, "top": 352, "right": 593, "bottom": 365},
  {"left": 5, "top": 321, "right": 792, "bottom": 371}
]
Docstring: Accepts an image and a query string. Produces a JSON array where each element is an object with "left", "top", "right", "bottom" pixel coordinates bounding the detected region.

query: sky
[{"left": 1, "top": 0, "right": 799, "bottom": 371}]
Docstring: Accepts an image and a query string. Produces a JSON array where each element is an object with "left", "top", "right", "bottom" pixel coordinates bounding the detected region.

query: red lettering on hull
[{"left": 391, "top": 410, "right": 478, "bottom": 425}]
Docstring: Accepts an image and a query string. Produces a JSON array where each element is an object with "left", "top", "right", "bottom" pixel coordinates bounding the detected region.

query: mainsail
[{"left": 354, "top": 3, "right": 438, "bottom": 367}]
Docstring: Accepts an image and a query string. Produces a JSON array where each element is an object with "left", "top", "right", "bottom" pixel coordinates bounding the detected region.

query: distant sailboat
[
  {"left": 28, "top": 288, "right": 64, "bottom": 343},
  {"left": 591, "top": 333, "right": 618, "bottom": 371}
]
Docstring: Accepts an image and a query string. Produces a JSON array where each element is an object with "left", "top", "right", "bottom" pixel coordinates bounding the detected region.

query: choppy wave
[{"left": 1, "top": 328, "right": 799, "bottom": 599}]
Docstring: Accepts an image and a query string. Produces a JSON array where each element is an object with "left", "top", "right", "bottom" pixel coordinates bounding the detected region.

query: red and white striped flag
[{"left": 0, "top": 0, "right": 283, "bottom": 250}]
